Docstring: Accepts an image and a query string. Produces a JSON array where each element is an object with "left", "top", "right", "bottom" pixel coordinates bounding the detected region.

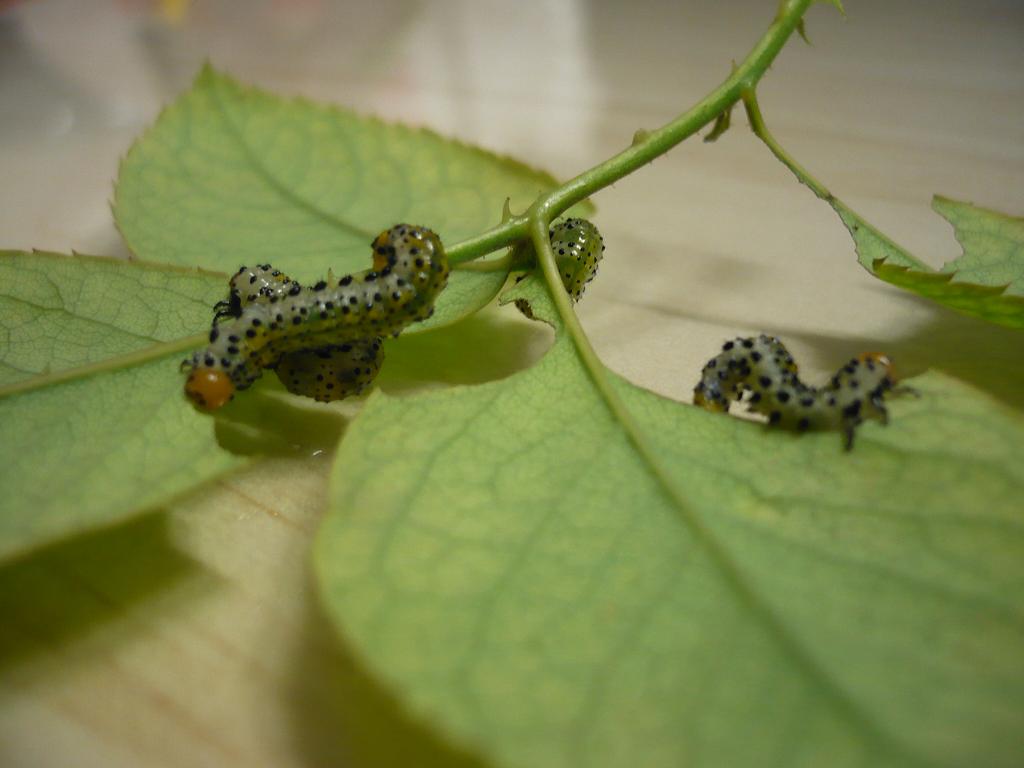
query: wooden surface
[{"left": 1, "top": 1, "right": 1022, "bottom": 766}]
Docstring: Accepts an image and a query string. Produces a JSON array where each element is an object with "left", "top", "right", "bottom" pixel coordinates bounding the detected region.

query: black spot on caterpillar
[
  {"left": 514, "top": 217, "right": 604, "bottom": 318},
  {"left": 693, "top": 334, "right": 910, "bottom": 449},
  {"left": 183, "top": 224, "right": 448, "bottom": 411}
]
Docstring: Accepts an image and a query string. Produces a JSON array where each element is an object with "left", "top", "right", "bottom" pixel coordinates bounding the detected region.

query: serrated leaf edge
[{"left": 113, "top": 63, "right": 592, "bottom": 260}]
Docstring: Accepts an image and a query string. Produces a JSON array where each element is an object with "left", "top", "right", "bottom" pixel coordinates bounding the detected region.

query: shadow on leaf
[
  {"left": 212, "top": 386, "right": 350, "bottom": 458},
  {"left": 286, "top": 599, "right": 486, "bottom": 768},
  {"left": 379, "top": 305, "right": 551, "bottom": 395},
  {"left": 202, "top": 305, "right": 548, "bottom": 460},
  {"left": 787, "top": 291, "right": 1024, "bottom": 411}
]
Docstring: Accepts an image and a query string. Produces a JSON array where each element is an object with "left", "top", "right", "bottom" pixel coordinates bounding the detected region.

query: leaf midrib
[
  {"left": 0, "top": 334, "right": 204, "bottom": 399},
  {"left": 573, "top": 336, "right": 927, "bottom": 763}
]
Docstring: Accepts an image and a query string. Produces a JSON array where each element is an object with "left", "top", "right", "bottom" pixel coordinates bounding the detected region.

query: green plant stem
[
  {"left": 741, "top": 88, "right": 834, "bottom": 201},
  {"left": 447, "top": 0, "right": 816, "bottom": 264},
  {"left": 447, "top": 221, "right": 525, "bottom": 264},
  {"left": 523, "top": 4, "right": 920, "bottom": 744},
  {"left": 520, "top": 0, "right": 814, "bottom": 589},
  {"left": 526, "top": 0, "right": 816, "bottom": 437},
  {"left": 451, "top": 249, "right": 520, "bottom": 273},
  {"left": 528, "top": 223, "right": 669, "bottom": 483},
  {"left": 741, "top": 88, "right": 931, "bottom": 271}
]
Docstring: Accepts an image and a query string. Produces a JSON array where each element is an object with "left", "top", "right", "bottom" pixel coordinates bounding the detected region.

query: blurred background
[{"left": 1, "top": 2, "right": 1022, "bottom": 766}]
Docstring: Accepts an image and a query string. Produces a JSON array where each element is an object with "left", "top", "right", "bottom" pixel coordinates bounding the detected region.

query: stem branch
[
  {"left": 520, "top": 0, "right": 815, "bottom": 548},
  {"left": 741, "top": 88, "right": 931, "bottom": 271},
  {"left": 741, "top": 88, "right": 833, "bottom": 201},
  {"left": 451, "top": 247, "right": 524, "bottom": 273},
  {"left": 447, "top": 0, "right": 815, "bottom": 264}
]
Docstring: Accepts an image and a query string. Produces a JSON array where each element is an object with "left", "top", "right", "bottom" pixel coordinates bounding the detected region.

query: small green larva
[
  {"left": 183, "top": 224, "right": 448, "bottom": 411},
  {"left": 514, "top": 218, "right": 604, "bottom": 319},
  {"left": 693, "top": 334, "right": 907, "bottom": 449},
  {"left": 549, "top": 218, "right": 604, "bottom": 301}
]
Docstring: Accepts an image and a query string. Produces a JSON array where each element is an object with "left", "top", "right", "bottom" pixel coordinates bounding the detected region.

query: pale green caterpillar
[
  {"left": 183, "top": 224, "right": 448, "bottom": 410},
  {"left": 513, "top": 218, "right": 604, "bottom": 319},
  {"left": 550, "top": 218, "right": 604, "bottom": 300}
]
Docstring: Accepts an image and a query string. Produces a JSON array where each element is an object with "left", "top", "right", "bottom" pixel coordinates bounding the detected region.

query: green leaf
[
  {"left": 0, "top": 253, "right": 246, "bottom": 564},
  {"left": 415, "top": 265, "right": 508, "bottom": 334},
  {"left": 932, "top": 196, "right": 1024, "bottom": 292},
  {"left": 829, "top": 198, "right": 928, "bottom": 272},
  {"left": 4, "top": 56, "right": 594, "bottom": 560},
  {"left": 0, "top": 250, "right": 225, "bottom": 388},
  {"left": 807, "top": 189, "right": 1024, "bottom": 329},
  {"left": 743, "top": 95, "right": 1022, "bottom": 330},
  {"left": 316, "top": 283, "right": 1024, "bottom": 768},
  {"left": 850, "top": 196, "right": 1024, "bottom": 330},
  {"left": 113, "top": 65, "right": 582, "bottom": 331},
  {"left": 872, "top": 260, "right": 1024, "bottom": 329},
  {"left": 0, "top": 352, "right": 244, "bottom": 564}
]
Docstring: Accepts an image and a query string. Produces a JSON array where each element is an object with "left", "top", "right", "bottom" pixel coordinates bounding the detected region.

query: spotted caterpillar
[
  {"left": 550, "top": 218, "right": 604, "bottom": 300},
  {"left": 693, "top": 335, "right": 908, "bottom": 449},
  {"left": 183, "top": 224, "right": 448, "bottom": 411},
  {"left": 513, "top": 218, "right": 604, "bottom": 318}
]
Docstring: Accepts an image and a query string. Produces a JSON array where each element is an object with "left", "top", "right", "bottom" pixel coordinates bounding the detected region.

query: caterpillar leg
[
  {"left": 842, "top": 422, "right": 858, "bottom": 451},
  {"left": 212, "top": 297, "right": 242, "bottom": 324},
  {"left": 273, "top": 338, "right": 384, "bottom": 402},
  {"left": 214, "top": 264, "right": 300, "bottom": 323},
  {"left": 871, "top": 396, "right": 890, "bottom": 426}
]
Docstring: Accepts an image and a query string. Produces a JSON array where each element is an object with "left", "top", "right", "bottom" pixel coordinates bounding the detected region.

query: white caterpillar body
[
  {"left": 693, "top": 334, "right": 902, "bottom": 449},
  {"left": 183, "top": 224, "right": 447, "bottom": 410},
  {"left": 215, "top": 265, "right": 386, "bottom": 402},
  {"left": 212, "top": 264, "right": 298, "bottom": 323}
]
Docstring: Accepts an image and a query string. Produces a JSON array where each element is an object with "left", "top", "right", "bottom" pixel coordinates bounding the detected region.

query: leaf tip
[
  {"left": 197, "top": 59, "right": 218, "bottom": 83},
  {"left": 930, "top": 193, "right": 963, "bottom": 218}
]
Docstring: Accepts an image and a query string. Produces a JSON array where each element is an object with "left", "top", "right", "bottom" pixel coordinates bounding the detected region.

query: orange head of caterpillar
[
  {"left": 857, "top": 352, "right": 897, "bottom": 383},
  {"left": 184, "top": 367, "right": 235, "bottom": 412}
]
